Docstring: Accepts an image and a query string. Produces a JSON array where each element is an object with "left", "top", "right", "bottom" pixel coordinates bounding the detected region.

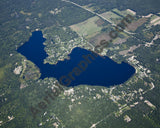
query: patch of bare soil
[
  {"left": 95, "top": 19, "right": 105, "bottom": 26},
  {"left": 126, "top": 18, "right": 148, "bottom": 31},
  {"left": 119, "top": 44, "right": 141, "bottom": 55},
  {"left": 89, "top": 32, "right": 111, "bottom": 46},
  {"left": 113, "top": 38, "right": 127, "bottom": 44}
]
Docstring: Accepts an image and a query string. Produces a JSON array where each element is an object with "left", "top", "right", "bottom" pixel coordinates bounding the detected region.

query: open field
[
  {"left": 150, "top": 15, "right": 159, "bottom": 21},
  {"left": 112, "top": 8, "right": 136, "bottom": 17},
  {"left": 82, "top": 4, "right": 96, "bottom": 12},
  {"left": 153, "top": 20, "right": 160, "bottom": 26},
  {"left": 70, "top": 16, "right": 103, "bottom": 38},
  {"left": 144, "top": 14, "right": 160, "bottom": 26},
  {"left": 100, "top": 11, "right": 122, "bottom": 24},
  {"left": 89, "top": 32, "right": 111, "bottom": 46},
  {"left": 150, "top": 15, "right": 160, "bottom": 26},
  {"left": 126, "top": 18, "right": 148, "bottom": 31}
]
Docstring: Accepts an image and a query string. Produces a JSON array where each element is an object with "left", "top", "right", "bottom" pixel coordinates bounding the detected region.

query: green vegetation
[
  {"left": 70, "top": 16, "right": 103, "bottom": 38},
  {"left": 0, "top": 0, "right": 160, "bottom": 127},
  {"left": 70, "top": 0, "right": 160, "bottom": 15}
]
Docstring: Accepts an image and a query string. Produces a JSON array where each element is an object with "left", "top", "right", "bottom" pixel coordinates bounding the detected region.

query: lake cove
[{"left": 17, "top": 31, "right": 136, "bottom": 87}]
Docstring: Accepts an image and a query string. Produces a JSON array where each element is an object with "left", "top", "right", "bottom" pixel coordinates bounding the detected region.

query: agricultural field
[
  {"left": 70, "top": 16, "right": 103, "bottom": 38},
  {"left": 112, "top": 8, "right": 136, "bottom": 17},
  {"left": 100, "top": 11, "right": 123, "bottom": 24},
  {"left": 150, "top": 15, "right": 160, "bottom": 26}
]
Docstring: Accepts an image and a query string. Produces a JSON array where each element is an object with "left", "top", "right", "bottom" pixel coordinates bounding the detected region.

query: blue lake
[{"left": 17, "top": 31, "right": 135, "bottom": 87}]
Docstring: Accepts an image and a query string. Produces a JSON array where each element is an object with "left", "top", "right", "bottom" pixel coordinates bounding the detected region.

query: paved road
[{"left": 62, "top": 0, "right": 135, "bottom": 35}]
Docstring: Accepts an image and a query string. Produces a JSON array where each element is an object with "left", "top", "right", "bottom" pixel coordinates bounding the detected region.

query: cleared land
[
  {"left": 150, "top": 15, "right": 160, "bottom": 26},
  {"left": 126, "top": 18, "right": 147, "bottom": 31},
  {"left": 70, "top": 16, "right": 103, "bottom": 38},
  {"left": 112, "top": 8, "right": 136, "bottom": 17},
  {"left": 100, "top": 11, "right": 122, "bottom": 24},
  {"left": 89, "top": 32, "right": 111, "bottom": 46}
]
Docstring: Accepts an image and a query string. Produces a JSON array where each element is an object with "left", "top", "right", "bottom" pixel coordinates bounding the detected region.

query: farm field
[{"left": 70, "top": 16, "right": 103, "bottom": 38}]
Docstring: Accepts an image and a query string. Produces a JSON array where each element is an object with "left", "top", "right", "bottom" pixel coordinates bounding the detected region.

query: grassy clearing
[
  {"left": 70, "top": 16, "right": 102, "bottom": 38},
  {"left": 112, "top": 8, "right": 135, "bottom": 17},
  {"left": 150, "top": 15, "right": 159, "bottom": 21},
  {"left": 151, "top": 17, "right": 160, "bottom": 25},
  {"left": 82, "top": 4, "right": 95, "bottom": 12},
  {"left": 101, "top": 11, "right": 122, "bottom": 24},
  {"left": 149, "top": 15, "right": 160, "bottom": 26}
]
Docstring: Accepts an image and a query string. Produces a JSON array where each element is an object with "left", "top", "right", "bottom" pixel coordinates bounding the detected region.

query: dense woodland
[{"left": 70, "top": 0, "right": 160, "bottom": 15}]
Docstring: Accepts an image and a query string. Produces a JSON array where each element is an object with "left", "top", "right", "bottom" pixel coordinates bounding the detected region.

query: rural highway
[{"left": 62, "top": 0, "right": 135, "bottom": 35}]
